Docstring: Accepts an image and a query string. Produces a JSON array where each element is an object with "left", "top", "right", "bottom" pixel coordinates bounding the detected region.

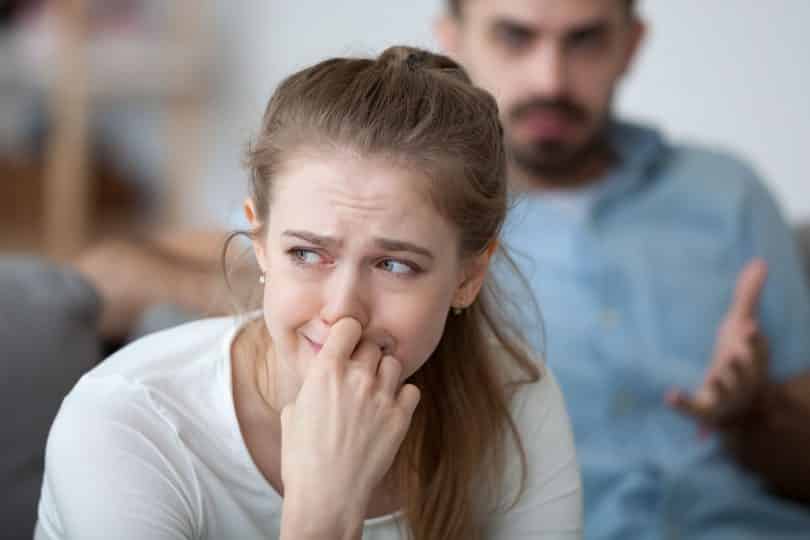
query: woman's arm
[{"left": 37, "top": 377, "right": 200, "bottom": 540}]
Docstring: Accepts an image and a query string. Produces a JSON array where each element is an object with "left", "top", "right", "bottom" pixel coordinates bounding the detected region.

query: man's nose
[{"left": 527, "top": 43, "right": 568, "bottom": 99}]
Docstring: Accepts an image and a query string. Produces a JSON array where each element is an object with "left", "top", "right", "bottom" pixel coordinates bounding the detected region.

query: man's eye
[
  {"left": 568, "top": 29, "right": 606, "bottom": 50},
  {"left": 496, "top": 26, "right": 532, "bottom": 50}
]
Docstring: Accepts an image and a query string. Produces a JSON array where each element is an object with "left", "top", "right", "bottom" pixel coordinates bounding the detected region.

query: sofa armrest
[{"left": 0, "top": 257, "right": 102, "bottom": 538}]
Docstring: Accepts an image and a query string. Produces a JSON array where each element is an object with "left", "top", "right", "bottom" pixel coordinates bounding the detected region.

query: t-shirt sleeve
[
  {"left": 486, "top": 368, "right": 583, "bottom": 539},
  {"left": 36, "top": 376, "right": 203, "bottom": 540}
]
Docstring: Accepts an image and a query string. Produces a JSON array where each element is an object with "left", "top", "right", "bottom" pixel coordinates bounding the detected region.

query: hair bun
[
  {"left": 405, "top": 50, "right": 430, "bottom": 71},
  {"left": 380, "top": 46, "right": 465, "bottom": 77}
]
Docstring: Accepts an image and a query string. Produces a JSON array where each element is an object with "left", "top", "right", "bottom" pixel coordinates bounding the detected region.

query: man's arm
[
  {"left": 730, "top": 372, "right": 810, "bottom": 504},
  {"left": 668, "top": 165, "right": 810, "bottom": 506},
  {"left": 668, "top": 259, "right": 810, "bottom": 505},
  {"left": 73, "top": 230, "right": 260, "bottom": 340}
]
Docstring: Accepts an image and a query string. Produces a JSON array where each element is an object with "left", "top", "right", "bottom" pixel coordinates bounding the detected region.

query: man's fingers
[
  {"left": 319, "top": 318, "right": 363, "bottom": 367},
  {"left": 707, "top": 375, "right": 732, "bottom": 403},
  {"left": 750, "top": 331, "right": 770, "bottom": 372},
  {"left": 729, "top": 258, "right": 767, "bottom": 320},
  {"left": 711, "top": 368, "right": 736, "bottom": 397},
  {"left": 667, "top": 389, "right": 713, "bottom": 422},
  {"left": 728, "top": 357, "right": 752, "bottom": 391}
]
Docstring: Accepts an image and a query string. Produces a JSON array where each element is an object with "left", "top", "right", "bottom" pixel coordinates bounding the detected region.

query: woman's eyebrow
[
  {"left": 282, "top": 230, "right": 341, "bottom": 248},
  {"left": 282, "top": 230, "right": 434, "bottom": 260},
  {"left": 373, "top": 237, "right": 434, "bottom": 260}
]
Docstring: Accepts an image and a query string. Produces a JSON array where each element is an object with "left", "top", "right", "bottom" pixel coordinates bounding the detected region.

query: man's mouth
[{"left": 516, "top": 110, "right": 577, "bottom": 140}]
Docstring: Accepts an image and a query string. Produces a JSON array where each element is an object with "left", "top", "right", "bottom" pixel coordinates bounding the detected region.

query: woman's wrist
[{"left": 280, "top": 491, "right": 366, "bottom": 540}]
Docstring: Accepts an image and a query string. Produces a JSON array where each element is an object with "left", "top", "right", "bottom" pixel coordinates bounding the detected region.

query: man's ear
[
  {"left": 243, "top": 198, "right": 267, "bottom": 272},
  {"left": 619, "top": 18, "right": 646, "bottom": 76},
  {"left": 434, "top": 14, "right": 462, "bottom": 60},
  {"left": 452, "top": 242, "right": 497, "bottom": 309}
]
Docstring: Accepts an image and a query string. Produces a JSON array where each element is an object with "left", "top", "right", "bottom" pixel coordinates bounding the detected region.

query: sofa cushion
[
  {"left": 0, "top": 257, "right": 101, "bottom": 539},
  {"left": 796, "top": 223, "right": 810, "bottom": 288}
]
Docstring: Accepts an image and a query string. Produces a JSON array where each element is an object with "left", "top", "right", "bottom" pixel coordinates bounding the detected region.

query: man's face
[{"left": 440, "top": 0, "right": 642, "bottom": 181}]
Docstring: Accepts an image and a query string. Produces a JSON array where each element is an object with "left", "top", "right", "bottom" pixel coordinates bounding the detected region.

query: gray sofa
[
  {"left": 0, "top": 258, "right": 101, "bottom": 540},
  {"left": 2, "top": 225, "right": 810, "bottom": 539}
]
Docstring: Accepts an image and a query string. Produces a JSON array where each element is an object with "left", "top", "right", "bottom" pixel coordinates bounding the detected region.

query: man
[{"left": 435, "top": 0, "right": 810, "bottom": 538}]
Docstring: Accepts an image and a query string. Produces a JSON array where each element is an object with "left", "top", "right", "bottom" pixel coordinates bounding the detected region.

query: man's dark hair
[{"left": 447, "top": 0, "right": 637, "bottom": 18}]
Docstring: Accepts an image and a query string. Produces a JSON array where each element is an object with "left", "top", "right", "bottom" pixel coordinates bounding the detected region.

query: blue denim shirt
[{"left": 502, "top": 122, "right": 810, "bottom": 539}]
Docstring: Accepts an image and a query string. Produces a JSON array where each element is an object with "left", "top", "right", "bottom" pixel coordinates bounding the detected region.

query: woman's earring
[
  {"left": 452, "top": 306, "right": 464, "bottom": 316},
  {"left": 259, "top": 273, "right": 266, "bottom": 285}
]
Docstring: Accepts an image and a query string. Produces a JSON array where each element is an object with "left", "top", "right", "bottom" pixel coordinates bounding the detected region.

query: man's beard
[{"left": 506, "top": 97, "right": 611, "bottom": 186}]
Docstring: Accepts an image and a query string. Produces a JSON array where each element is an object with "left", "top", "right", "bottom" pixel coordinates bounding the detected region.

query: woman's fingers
[
  {"left": 319, "top": 318, "right": 363, "bottom": 370},
  {"left": 351, "top": 340, "right": 383, "bottom": 375},
  {"left": 396, "top": 383, "right": 421, "bottom": 418},
  {"left": 377, "top": 355, "right": 403, "bottom": 396}
]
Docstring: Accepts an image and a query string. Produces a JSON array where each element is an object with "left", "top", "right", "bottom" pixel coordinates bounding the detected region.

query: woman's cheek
[
  {"left": 263, "top": 279, "right": 313, "bottom": 341},
  {"left": 394, "top": 302, "right": 449, "bottom": 379}
]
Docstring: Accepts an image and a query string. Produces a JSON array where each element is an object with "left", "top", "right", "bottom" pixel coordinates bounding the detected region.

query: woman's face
[{"left": 248, "top": 151, "right": 488, "bottom": 400}]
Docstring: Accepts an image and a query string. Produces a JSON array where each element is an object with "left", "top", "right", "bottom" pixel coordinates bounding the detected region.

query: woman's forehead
[{"left": 268, "top": 152, "right": 458, "bottom": 245}]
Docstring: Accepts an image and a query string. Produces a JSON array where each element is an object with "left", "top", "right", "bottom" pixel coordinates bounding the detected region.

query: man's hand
[{"left": 667, "top": 259, "right": 770, "bottom": 429}]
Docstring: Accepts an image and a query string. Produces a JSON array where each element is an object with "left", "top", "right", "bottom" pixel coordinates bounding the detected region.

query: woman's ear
[
  {"left": 244, "top": 198, "right": 267, "bottom": 272},
  {"left": 452, "top": 242, "right": 498, "bottom": 309}
]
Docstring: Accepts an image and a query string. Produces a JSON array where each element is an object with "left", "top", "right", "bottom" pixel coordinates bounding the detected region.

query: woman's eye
[
  {"left": 290, "top": 248, "right": 323, "bottom": 265},
  {"left": 379, "top": 259, "right": 415, "bottom": 275}
]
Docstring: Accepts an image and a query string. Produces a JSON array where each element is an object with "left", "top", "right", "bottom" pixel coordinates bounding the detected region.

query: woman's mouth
[{"left": 304, "top": 335, "right": 323, "bottom": 354}]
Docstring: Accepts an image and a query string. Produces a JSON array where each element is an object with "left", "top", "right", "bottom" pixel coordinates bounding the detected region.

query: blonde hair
[{"left": 244, "top": 46, "right": 541, "bottom": 539}]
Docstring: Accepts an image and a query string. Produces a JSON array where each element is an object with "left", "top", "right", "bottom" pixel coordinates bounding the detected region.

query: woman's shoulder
[
  {"left": 487, "top": 353, "right": 583, "bottom": 537},
  {"left": 37, "top": 315, "right": 252, "bottom": 539},
  {"left": 39, "top": 370, "right": 207, "bottom": 539},
  {"left": 89, "top": 315, "right": 242, "bottom": 381},
  {"left": 50, "top": 314, "right": 244, "bottom": 455},
  {"left": 59, "top": 314, "right": 249, "bottom": 447},
  {"left": 485, "top": 341, "right": 562, "bottom": 425}
]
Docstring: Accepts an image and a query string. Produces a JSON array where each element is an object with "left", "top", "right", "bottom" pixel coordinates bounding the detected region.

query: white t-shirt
[{"left": 36, "top": 316, "right": 582, "bottom": 539}]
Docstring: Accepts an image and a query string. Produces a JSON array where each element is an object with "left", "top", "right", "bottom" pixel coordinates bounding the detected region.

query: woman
[{"left": 36, "top": 46, "right": 581, "bottom": 539}]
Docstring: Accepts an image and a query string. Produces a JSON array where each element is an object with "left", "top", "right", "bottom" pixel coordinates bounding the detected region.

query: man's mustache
[{"left": 509, "top": 98, "right": 587, "bottom": 123}]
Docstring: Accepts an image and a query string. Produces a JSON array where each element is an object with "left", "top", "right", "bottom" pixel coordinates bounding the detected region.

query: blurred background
[{"left": 1, "top": 0, "right": 808, "bottom": 258}]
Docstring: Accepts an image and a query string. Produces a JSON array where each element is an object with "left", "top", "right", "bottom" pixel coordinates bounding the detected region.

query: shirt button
[
  {"left": 600, "top": 308, "right": 620, "bottom": 327},
  {"left": 613, "top": 392, "right": 636, "bottom": 416},
  {"left": 666, "top": 524, "right": 680, "bottom": 540}
]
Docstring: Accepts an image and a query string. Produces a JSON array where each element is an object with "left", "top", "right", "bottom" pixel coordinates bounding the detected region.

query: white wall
[
  {"left": 618, "top": 0, "right": 810, "bottom": 222},
  {"left": 203, "top": 0, "right": 810, "bottom": 225}
]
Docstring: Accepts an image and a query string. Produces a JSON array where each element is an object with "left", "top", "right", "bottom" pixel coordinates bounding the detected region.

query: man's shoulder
[
  {"left": 620, "top": 128, "right": 770, "bottom": 216},
  {"left": 642, "top": 130, "right": 765, "bottom": 196},
  {"left": 664, "top": 142, "right": 759, "bottom": 186}
]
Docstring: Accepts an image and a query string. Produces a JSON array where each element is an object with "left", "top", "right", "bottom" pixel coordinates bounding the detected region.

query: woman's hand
[{"left": 279, "top": 317, "right": 421, "bottom": 540}]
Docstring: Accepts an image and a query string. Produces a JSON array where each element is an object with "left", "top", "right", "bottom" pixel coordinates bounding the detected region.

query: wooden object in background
[{"left": 43, "top": 0, "right": 90, "bottom": 259}]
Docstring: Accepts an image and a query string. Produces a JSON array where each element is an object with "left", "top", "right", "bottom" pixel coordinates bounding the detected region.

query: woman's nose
[{"left": 319, "top": 266, "right": 370, "bottom": 328}]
